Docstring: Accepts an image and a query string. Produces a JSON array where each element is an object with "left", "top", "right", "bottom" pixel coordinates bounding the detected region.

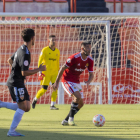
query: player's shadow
[{"left": 0, "top": 128, "right": 136, "bottom": 140}]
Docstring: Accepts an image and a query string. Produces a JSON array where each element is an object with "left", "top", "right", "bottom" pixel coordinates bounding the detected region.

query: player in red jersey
[{"left": 52, "top": 41, "right": 94, "bottom": 126}]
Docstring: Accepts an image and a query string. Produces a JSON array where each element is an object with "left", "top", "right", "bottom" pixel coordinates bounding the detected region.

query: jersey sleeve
[
  {"left": 11, "top": 52, "right": 16, "bottom": 61},
  {"left": 38, "top": 48, "right": 46, "bottom": 67},
  {"left": 65, "top": 55, "right": 76, "bottom": 68},
  {"left": 19, "top": 52, "right": 30, "bottom": 71},
  {"left": 88, "top": 58, "right": 94, "bottom": 72},
  {"left": 57, "top": 50, "right": 60, "bottom": 71}
]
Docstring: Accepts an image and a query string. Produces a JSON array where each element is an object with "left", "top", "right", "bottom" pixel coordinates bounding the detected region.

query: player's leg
[
  {"left": 0, "top": 101, "right": 18, "bottom": 111},
  {"left": 50, "top": 73, "right": 59, "bottom": 110},
  {"left": 32, "top": 75, "right": 50, "bottom": 109},
  {"left": 68, "top": 91, "right": 82, "bottom": 126},
  {"left": 7, "top": 86, "right": 30, "bottom": 137},
  {"left": 32, "top": 85, "right": 48, "bottom": 109},
  {"left": 0, "top": 86, "right": 19, "bottom": 111},
  {"left": 61, "top": 82, "right": 84, "bottom": 126}
]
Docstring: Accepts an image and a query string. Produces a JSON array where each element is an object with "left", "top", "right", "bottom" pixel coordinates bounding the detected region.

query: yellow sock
[
  {"left": 36, "top": 88, "right": 47, "bottom": 99},
  {"left": 51, "top": 90, "right": 58, "bottom": 102}
]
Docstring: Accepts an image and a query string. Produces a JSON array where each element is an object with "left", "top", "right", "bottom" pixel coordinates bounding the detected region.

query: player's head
[
  {"left": 81, "top": 41, "right": 91, "bottom": 56},
  {"left": 49, "top": 35, "right": 56, "bottom": 47},
  {"left": 21, "top": 28, "right": 35, "bottom": 45}
]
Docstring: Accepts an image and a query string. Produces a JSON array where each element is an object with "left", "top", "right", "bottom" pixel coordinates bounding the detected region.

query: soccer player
[
  {"left": 52, "top": 41, "right": 94, "bottom": 126},
  {"left": 0, "top": 28, "right": 46, "bottom": 136},
  {"left": 32, "top": 35, "right": 60, "bottom": 110}
]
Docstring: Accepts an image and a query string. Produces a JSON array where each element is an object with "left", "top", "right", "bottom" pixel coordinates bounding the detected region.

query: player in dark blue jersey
[{"left": 0, "top": 28, "right": 46, "bottom": 137}]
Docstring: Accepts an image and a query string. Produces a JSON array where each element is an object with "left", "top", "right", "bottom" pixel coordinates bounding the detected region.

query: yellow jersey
[{"left": 38, "top": 46, "right": 60, "bottom": 75}]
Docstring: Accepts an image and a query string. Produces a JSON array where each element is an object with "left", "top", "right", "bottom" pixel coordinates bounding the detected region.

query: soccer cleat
[
  {"left": 68, "top": 120, "right": 75, "bottom": 126},
  {"left": 32, "top": 98, "right": 37, "bottom": 109},
  {"left": 50, "top": 106, "right": 59, "bottom": 110},
  {"left": 61, "top": 120, "right": 68, "bottom": 126},
  {"left": 7, "top": 131, "right": 25, "bottom": 137}
]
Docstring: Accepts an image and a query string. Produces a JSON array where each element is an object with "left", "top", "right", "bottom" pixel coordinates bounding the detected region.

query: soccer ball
[{"left": 93, "top": 114, "right": 105, "bottom": 127}]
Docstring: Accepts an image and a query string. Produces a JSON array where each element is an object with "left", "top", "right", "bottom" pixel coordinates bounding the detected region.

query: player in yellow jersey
[{"left": 32, "top": 35, "right": 60, "bottom": 110}]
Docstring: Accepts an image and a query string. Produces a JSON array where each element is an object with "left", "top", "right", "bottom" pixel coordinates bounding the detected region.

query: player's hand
[
  {"left": 85, "top": 81, "right": 90, "bottom": 89},
  {"left": 39, "top": 63, "right": 46, "bottom": 71},
  {"left": 52, "top": 82, "right": 59, "bottom": 91},
  {"left": 38, "top": 72, "right": 45, "bottom": 81}
]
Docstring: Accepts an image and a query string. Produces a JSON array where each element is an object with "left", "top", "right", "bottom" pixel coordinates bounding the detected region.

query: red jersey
[{"left": 62, "top": 52, "right": 94, "bottom": 83}]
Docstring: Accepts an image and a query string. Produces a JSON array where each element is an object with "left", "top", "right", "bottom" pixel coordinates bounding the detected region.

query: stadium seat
[
  {"left": 18, "top": 0, "right": 33, "bottom": 2},
  {"left": 34, "top": 0, "right": 50, "bottom": 2},
  {"left": 2, "top": 0, "right": 16, "bottom": 2},
  {"left": 104, "top": 0, "right": 120, "bottom": 2},
  {"left": 51, "top": 0, "right": 67, "bottom": 2},
  {"left": 5, "top": 17, "right": 18, "bottom": 20},
  {"left": 123, "top": 0, "right": 136, "bottom": 2}
]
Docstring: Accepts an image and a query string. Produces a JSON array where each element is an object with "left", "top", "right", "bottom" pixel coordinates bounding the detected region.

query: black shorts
[{"left": 8, "top": 85, "right": 30, "bottom": 103}]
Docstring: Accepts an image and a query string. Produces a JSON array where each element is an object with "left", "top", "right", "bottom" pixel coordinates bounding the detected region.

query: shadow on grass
[{"left": 0, "top": 128, "right": 139, "bottom": 140}]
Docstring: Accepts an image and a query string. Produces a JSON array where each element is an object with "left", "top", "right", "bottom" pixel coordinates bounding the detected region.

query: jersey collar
[{"left": 80, "top": 52, "right": 88, "bottom": 61}]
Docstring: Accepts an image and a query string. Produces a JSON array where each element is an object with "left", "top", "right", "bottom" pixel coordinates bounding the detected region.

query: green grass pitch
[{"left": 0, "top": 104, "right": 140, "bottom": 140}]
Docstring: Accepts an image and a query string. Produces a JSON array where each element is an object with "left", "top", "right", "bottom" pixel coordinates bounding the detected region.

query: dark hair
[
  {"left": 21, "top": 28, "right": 35, "bottom": 42},
  {"left": 81, "top": 41, "right": 91, "bottom": 47},
  {"left": 49, "top": 35, "right": 56, "bottom": 39}
]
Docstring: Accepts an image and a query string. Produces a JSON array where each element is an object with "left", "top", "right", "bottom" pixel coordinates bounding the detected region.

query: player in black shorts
[{"left": 0, "top": 28, "right": 46, "bottom": 137}]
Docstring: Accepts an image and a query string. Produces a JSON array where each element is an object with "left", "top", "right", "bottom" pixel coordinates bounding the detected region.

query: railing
[
  {"left": 113, "top": 0, "right": 123, "bottom": 13},
  {"left": 71, "top": 0, "right": 76, "bottom": 13}
]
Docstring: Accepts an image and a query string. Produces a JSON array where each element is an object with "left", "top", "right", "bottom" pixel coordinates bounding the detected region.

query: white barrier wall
[{"left": 0, "top": 2, "right": 68, "bottom": 13}]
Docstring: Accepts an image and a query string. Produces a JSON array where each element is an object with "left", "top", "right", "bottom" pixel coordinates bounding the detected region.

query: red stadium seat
[
  {"left": 5, "top": 17, "right": 18, "bottom": 20},
  {"left": 123, "top": 0, "right": 136, "bottom": 2},
  {"left": 104, "top": 0, "right": 120, "bottom": 2},
  {"left": 35, "top": 0, "right": 50, "bottom": 2},
  {"left": 2, "top": 0, "right": 16, "bottom": 2},
  {"left": 18, "top": 0, "right": 33, "bottom": 2},
  {"left": 51, "top": 0, "right": 67, "bottom": 2},
  {"left": 20, "top": 17, "right": 35, "bottom": 21}
]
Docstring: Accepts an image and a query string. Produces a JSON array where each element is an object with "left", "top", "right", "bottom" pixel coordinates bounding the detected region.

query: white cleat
[
  {"left": 7, "top": 131, "right": 25, "bottom": 137},
  {"left": 61, "top": 120, "right": 68, "bottom": 126},
  {"left": 68, "top": 120, "right": 75, "bottom": 126}
]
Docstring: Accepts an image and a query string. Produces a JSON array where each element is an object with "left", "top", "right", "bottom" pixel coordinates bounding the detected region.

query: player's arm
[
  {"left": 57, "top": 50, "right": 60, "bottom": 71},
  {"left": 85, "top": 72, "right": 94, "bottom": 85},
  {"left": 22, "top": 63, "right": 46, "bottom": 76},
  {"left": 19, "top": 51, "right": 46, "bottom": 76},
  {"left": 38, "top": 49, "right": 45, "bottom": 68},
  {"left": 52, "top": 64, "right": 68, "bottom": 90},
  {"left": 85, "top": 58, "right": 94, "bottom": 88},
  {"left": 7, "top": 52, "right": 15, "bottom": 67}
]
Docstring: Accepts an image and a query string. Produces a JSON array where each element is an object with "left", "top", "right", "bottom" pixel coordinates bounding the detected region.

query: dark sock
[
  {"left": 65, "top": 112, "right": 70, "bottom": 121},
  {"left": 69, "top": 102, "right": 78, "bottom": 118},
  {"left": 65, "top": 102, "right": 80, "bottom": 121}
]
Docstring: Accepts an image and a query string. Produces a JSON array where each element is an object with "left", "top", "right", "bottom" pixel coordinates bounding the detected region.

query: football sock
[
  {"left": 9, "top": 108, "right": 25, "bottom": 133},
  {"left": 65, "top": 112, "right": 70, "bottom": 121},
  {"left": 65, "top": 102, "right": 80, "bottom": 121},
  {"left": 69, "top": 102, "right": 78, "bottom": 118},
  {"left": 36, "top": 88, "right": 47, "bottom": 99},
  {"left": 51, "top": 101, "right": 56, "bottom": 106},
  {"left": 51, "top": 90, "right": 57, "bottom": 103},
  {"left": 0, "top": 102, "right": 18, "bottom": 111}
]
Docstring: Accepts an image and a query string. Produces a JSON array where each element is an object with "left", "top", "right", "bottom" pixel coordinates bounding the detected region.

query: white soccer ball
[{"left": 93, "top": 114, "right": 105, "bottom": 127}]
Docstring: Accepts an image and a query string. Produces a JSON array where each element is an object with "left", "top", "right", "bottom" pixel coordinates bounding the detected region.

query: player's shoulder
[
  {"left": 87, "top": 56, "right": 94, "bottom": 61},
  {"left": 42, "top": 46, "right": 49, "bottom": 51},
  {"left": 55, "top": 48, "right": 60, "bottom": 53},
  {"left": 70, "top": 52, "right": 81, "bottom": 59},
  {"left": 18, "top": 44, "right": 30, "bottom": 55}
]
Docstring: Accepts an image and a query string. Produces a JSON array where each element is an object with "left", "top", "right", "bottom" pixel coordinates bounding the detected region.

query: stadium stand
[
  {"left": 52, "top": 0, "right": 67, "bottom": 2},
  {"left": 34, "top": 0, "right": 50, "bottom": 2},
  {"left": 71, "top": 0, "right": 109, "bottom": 13}
]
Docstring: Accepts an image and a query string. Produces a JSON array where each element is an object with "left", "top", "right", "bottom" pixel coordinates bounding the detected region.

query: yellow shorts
[{"left": 40, "top": 72, "right": 58, "bottom": 86}]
